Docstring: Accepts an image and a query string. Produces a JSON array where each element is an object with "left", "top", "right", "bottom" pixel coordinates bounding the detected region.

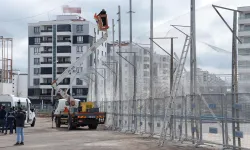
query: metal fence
[{"left": 98, "top": 93, "right": 250, "bottom": 149}]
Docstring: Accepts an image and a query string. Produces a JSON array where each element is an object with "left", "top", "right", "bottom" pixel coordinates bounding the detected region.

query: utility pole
[
  {"left": 94, "top": 27, "right": 98, "bottom": 105},
  {"left": 112, "top": 19, "right": 115, "bottom": 102},
  {"left": 117, "top": 5, "right": 123, "bottom": 129},
  {"left": 149, "top": 0, "right": 154, "bottom": 136}
]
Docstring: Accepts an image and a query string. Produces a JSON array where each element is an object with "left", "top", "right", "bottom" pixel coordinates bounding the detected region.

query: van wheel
[{"left": 31, "top": 118, "right": 36, "bottom": 127}]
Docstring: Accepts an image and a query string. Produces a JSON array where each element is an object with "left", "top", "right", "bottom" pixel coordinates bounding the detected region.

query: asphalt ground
[{"left": 0, "top": 118, "right": 218, "bottom": 150}]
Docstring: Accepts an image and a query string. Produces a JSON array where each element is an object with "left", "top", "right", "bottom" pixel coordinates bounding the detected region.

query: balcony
[
  {"left": 57, "top": 40, "right": 71, "bottom": 43},
  {"left": 41, "top": 29, "right": 52, "bottom": 32},
  {"left": 57, "top": 61, "right": 71, "bottom": 64},
  {"left": 41, "top": 51, "right": 52, "bottom": 53},
  {"left": 41, "top": 40, "right": 52, "bottom": 43},
  {"left": 239, "top": 30, "right": 250, "bottom": 36},
  {"left": 59, "top": 82, "right": 70, "bottom": 85},
  {"left": 40, "top": 83, "right": 51, "bottom": 85},
  {"left": 40, "top": 62, "right": 52, "bottom": 64},
  {"left": 40, "top": 93, "right": 52, "bottom": 96},
  {"left": 57, "top": 71, "right": 64, "bottom": 74},
  {"left": 239, "top": 17, "right": 250, "bottom": 25}
]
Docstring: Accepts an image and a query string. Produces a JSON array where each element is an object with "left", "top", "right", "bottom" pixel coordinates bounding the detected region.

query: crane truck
[{"left": 51, "top": 11, "right": 109, "bottom": 130}]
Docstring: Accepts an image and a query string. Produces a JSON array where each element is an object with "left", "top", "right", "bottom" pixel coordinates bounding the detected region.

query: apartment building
[
  {"left": 238, "top": 6, "right": 250, "bottom": 92},
  {"left": 107, "top": 41, "right": 171, "bottom": 100},
  {"left": 28, "top": 15, "right": 107, "bottom": 104}
]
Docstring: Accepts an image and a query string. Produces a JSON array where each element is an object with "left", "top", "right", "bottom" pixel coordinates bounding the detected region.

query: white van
[{"left": 0, "top": 94, "right": 36, "bottom": 127}]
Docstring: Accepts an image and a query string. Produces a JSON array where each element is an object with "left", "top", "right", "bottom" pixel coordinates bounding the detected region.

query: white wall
[
  {"left": 12, "top": 74, "right": 28, "bottom": 98},
  {"left": 0, "top": 83, "right": 12, "bottom": 95}
]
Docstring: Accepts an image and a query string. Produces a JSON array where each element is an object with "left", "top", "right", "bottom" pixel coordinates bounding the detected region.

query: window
[
  {"left": 76, "top": 89, "right": 84, "bottom": 95},
  {"left": 102, "top": 51, "right": 103, "bottom": 56},
  {"left": 76, "top": 67, "right": 83, "bottom": 73},
  {"left": 43, "top": 78, "right": 52, "bottom": 83},
  {"left": 144, "top": 64, "right": 149, "bottom": 69},
  {"left": 245, "top": 13, "right": 250, "bottom": 19},
  {"left": 34, "top": 27, "right": 40, "bottom": 33},
  {"left": 76, "top": 46, "right": 83, "bottom": 52},
  {"left": 144, "top": 71, "right": 149, "bottom": 77},
  {"left": 144, "top": 57, "right": 150, "bottom": 62},
  {"left": 34, "top": 37, "right": 40, "bottom": 44},
  {"left": 76, "top": 25, "right": 83, "bottom": 32},
  {"left": 34, "top": 68, "right": 40, "bottom": 75},
  {"left": 163, "top": 57, "right": 167, "bottom": 62},
  {"left": 34, "top": 58, "right": 40, "bottom": 65},
  {"left": 242, "top": 37, "right": 250, "bottom": 43},
  {"left": 34, "top": 47, "right": 40, "bottom": 54},
  {"left": 244, "top": 25, "right": 250, "bottom": 31},
  {"left": 43, "top": 57, "right": 52, "bottom": 63},
  {"left": 33, "top": 79, "right": 40, "bottom": 85},
  {"left": 76, "top": 57, "right": 79, "bottom": 60},
  {"left": 239, "top": 48, "right": 250, "bottom": 56},
  {"left": 238, "top": 60, "right": 250, "bottom": 68},
  {"left": 77, "top": 36, "right": 84, "bottom": 43},
  {"left": 76, "top": 78, "right": 83, "bottom": 85}
]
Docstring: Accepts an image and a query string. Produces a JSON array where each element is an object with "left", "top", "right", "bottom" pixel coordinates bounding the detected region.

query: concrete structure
[
  {"left": 238, "top": 6, "right": 250, "bottom": 92},
  {"left": 28, "top": 15, "right": 107, "bottom": 104},
  {"left": 12, "top": 72, "right": 28, "bottom": 97}
]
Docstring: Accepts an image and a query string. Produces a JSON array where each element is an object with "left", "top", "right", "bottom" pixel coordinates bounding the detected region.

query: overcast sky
[{"left": 0, "top": 0, "right": 249, "bottom": 74}]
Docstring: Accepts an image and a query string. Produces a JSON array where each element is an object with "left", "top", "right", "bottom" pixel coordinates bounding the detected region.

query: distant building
[
  {"left": 28, "top": 15, "right": 107, "bottom": 104},
  {"left": 107, "top": 41, "right": 174, "bottom": 100},
  {"left": 238, "top": 6, "right": 250, "bottom": 92}
]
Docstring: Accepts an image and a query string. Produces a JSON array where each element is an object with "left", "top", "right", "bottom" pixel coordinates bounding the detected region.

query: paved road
[{"left": 0, "top": 118, "right": 217, "bottom": 150}]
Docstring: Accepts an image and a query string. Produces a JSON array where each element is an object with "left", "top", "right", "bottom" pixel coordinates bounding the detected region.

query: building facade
[
  {"left": 106, "top": 41, "right": 172, "bottom": 100},
  {"left": 28, "top": 15, "right": 107, "bottom": 104},
  {"left": 238, "top": 6, "right": 250, "bottom": 92}
]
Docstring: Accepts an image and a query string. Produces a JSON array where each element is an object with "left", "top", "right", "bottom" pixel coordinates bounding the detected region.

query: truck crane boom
[{"left": 51, "top": 11, "right": 109, "bottom": 107}]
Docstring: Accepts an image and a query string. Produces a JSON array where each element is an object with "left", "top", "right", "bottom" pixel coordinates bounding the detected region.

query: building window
[
  {"left": 34, "top": 27, "right": 40, "bottom": 33},
  {"left": 33, "top": 79, "right": 40, "bottom": 85},
  {"left": 77, "top": 36, "right": 84, "bottom": 43},
  {"left": 76, "top": 46, "right": 83, "bottom": 52},
  {"left": 144, "top": 64, "right": 149, "bottom": 69},
  {"left": 34, "top": 68, "right": 40, "bottom": 75},
  {"left": 76, "top": 25, "right": 83, "bottom": 32},
  {"left": 34, "top": 37, "right": 40, "bottom": 44},
  {"left": 76, "top": 78, "right": 83, "bottom": 85},
  {"left": 245, "top": 13, "right": 250, "bottom": 19},
  {"left": 76, "top": 67, "right": 83, "bottom": 73},
  {"left": 163, "top": 57, "right": 167, "bottom": 62},
  {"left": 239, "top": 48, "right": 250, "bottom": 56},
  {"left": 144, "top": 57, "right": 150, "bottom": 62},
  {"left": 102, "top": 51, "right": 103, "bottom": 56},
  {"left": 76, "top": 89, "right": 84, "bottom": 95},
  {"left": 76, "top": 57, "right": 79, "bottom": 60},
  {"left": 34, "top": 58, "right": 40, "bottom": 65},
  {"left": 34, "top": 47, "right": 40, "bottom": 55},
  {"left": 144, "top": 71, "right": 149, "bottom": 77}
]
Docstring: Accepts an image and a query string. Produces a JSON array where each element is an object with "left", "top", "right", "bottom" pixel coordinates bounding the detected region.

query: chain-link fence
[{"left": 97, "top": 92, "right": 250, "bottom": 149}]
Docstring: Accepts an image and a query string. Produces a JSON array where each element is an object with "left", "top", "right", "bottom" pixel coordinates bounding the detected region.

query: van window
[
  {"left": 0, "top": 102, "right": 11, "bottom": 111},
  {"left": 15, "top": 102, "right": 28, "bottom": 111}
]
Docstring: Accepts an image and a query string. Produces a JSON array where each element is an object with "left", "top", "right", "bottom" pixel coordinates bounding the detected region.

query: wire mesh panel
[
  {"left": 225, "top": 93, "right": 250, "bottom": 149},
  {"left": 121, "top": 100, "right": 129, "bottom": 132},
  {"left": 153, "top": 98, "right": 165, "bottom": 135},
  {"left": 175, "top": 96, "right": 186, "bottom": 140},
  {"left": 200, "top": 94, "right": 224, "bottom": 146}
]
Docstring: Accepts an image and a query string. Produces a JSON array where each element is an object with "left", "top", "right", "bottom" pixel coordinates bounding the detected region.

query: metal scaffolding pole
[
  {"left": 112, "top": 19, "right": 115, "bottom": 102},
  {"left": 149, "top": 0, "right": 154, "bottom": 136},
  {"left": 117, "top": 5, "right": 123, "bottom": 129},
  {"left": 94, "top": 26, "right": 98, "bottom": 105}
]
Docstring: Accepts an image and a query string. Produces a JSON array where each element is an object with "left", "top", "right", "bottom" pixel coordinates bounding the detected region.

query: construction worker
[
  {"left": 0, "top": 106, "right": 6, "bottom": 134},
  {"left": 5, "top": 107, "right": 15, "bottom": 134},
  {"left": 14, "top": 107, "right": 26, "bottom": 146},
  {"left": 98, "top": 9, "right": 107, "bottom": 27}
]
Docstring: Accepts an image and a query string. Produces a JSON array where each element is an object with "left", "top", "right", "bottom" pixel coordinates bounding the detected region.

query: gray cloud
[{"left": 0, "top": 0, "right": 249, "bottom": 74}]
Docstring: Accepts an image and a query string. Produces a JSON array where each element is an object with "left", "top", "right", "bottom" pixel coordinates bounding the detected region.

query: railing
[
  {"left": 57, "top": 40, "right": 71, "bottom": 43},
  {"left": 41, "top": 51, "right": 52, "bottom": 53},
  {"left": 41, "top": 40, "right": 52, "bottom": 43},
  {"left": 57, "top": 50, "right": 71, "bottom": 53},
  {"left": 41, "top": 30, "right": 52, "bottom": 32},
  {"left": 57, "top": 61, "right": 71, "bottom": 64},
  {"left": 41, "top": 62, "right": 52, "bottom": 64},
  {"left": 40, "top": 83, "right": 51, "bottom": 85}
]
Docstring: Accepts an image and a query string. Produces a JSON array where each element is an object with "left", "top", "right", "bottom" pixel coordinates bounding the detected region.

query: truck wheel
[
  {"left": 31, "top": 118, "right": 36, "bottom": 127},
  {"left": 88, "top": 124, "right": 98, "bottom": 130},
  {"left": 56, "top": 117, "right": 61, "bottom": 128}
]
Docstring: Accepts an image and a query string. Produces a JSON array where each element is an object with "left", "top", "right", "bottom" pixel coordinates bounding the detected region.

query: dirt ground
[{"left": 0, "top": 118, "right": 219, "bottom": 150}]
